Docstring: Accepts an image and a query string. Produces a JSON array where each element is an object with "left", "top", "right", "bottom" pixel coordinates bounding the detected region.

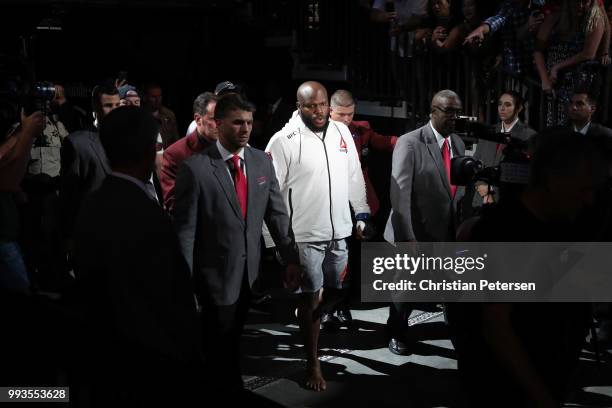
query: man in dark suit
[
  {"left": 160, "top": 92, "right": 217, "bottom": 212},
  {"left": 384, "top": 89, "right": 466, "bottom": 355},
  {"left": 568, "top": 90, "right": 612, "bottom": 153},
  {"left": 59, "top": 81, "right": 120, "bottom": 244},
  {"left": 74, "top": 106, "right": 202, "bottom": 405},
  {"left": 173, "top": 93, "right": 299, "bottom": 390}
]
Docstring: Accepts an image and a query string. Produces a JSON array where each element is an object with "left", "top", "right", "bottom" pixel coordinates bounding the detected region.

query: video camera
[
  {"left": 1, "top": 56, "right": 54, "bottom": 140},
  {"left": 450, "top": 118, "right": 532, "bottom": 188}
]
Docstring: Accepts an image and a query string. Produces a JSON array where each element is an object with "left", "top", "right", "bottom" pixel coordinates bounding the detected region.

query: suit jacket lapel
[
  {"left": 245, "top": 148, "right": 258, "bottom": 226},
  {"left": 424, "top": 126, "right": 451, "bottom": 197},
  {"left": 210, "top": 145, "right": 245, "bottom": 224},
  {"left": 90, "top": 132, "right": 111, "bottom": 175}
]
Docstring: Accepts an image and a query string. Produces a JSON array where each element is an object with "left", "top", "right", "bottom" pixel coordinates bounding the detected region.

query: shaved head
[
  {"left": 297, "top": 81, "right": 328, "bottom": 103},
  {"left": 296, "top": 81, "right": 330, "bottom": 132}
]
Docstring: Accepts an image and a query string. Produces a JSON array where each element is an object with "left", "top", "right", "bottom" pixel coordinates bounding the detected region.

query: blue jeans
[{"left": 0, "top": 241, "right": 30, "bottom": 293}]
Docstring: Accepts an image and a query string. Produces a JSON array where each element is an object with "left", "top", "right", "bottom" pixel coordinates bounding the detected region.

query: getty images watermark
[{"left": 361, "top": 243, "right": 612, "bottom": 302}]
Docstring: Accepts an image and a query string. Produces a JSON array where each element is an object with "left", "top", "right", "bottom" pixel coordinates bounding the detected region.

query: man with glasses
[{"left": 384, "top": 89, "right": 465, "bottom": 355}]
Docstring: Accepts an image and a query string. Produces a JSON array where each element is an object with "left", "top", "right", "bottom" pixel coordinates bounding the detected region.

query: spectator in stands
[
  {"left": 371, "top": 0, "right": 428, "bottom": 38},
  {"left": 371, "top": 0, "right": 429, "bottom": 92},
  {"left": 471, "top": 91, "right": 536, "bottom": 208},
  {"left": 143, "top": 83, "right": 179, "bottom": 148},
  {"left": 427, "top": 0, "right": 498, "bottom": 53},
  {"left": 160, "top": 92, "right": 217, "bottom": 213},
  {"left": 464, "top": 0, "right": 540, "bottom": 77},
  {"left": 0, "top": 109, "right": 45, "bottom": 293},
  {"left": 534, "top": 0, "right": 609, "bottom": 126},
  {"left": 416, "top": 0, "right": 461, "bottom": 51}
]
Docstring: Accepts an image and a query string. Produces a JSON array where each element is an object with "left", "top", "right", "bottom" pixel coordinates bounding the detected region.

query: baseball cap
[
  {"left": 118, "top": 84, "right": 139, "bottom": 99},
  {"left": 214, "top": 81, "right": 239, "bottom": 96}
]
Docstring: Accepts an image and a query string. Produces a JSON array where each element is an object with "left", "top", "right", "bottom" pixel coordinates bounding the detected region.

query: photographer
[
  {"left": 20, "top": 96, "right": 70, "bottom": 291},
  {"left": 0, "top": 109, "right": 45, "bottom": 293}
]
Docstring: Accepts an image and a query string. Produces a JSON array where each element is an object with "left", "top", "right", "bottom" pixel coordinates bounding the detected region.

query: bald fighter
[{"left": 266, "top": 81, "right": 370, "bottom": 391}]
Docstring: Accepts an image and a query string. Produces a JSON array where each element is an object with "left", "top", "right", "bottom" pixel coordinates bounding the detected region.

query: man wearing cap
[
  {"left": 160, "top": 92, "right": 218, "bottom": 213},
  {"left": 118, "top": 84, "right": 141, "bottom": 107},
  {"left": 185, "top": 81, "right": 239, "bottom": 136}
]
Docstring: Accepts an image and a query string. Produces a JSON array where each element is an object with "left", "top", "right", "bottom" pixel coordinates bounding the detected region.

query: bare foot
[{"left": 305, "top": 360, "right": 327, "bottom": 392}]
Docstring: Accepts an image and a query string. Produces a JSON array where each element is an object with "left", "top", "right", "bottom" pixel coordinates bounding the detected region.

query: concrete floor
[{"left": 239, "top": 297, "right": 612, "bottom": 408}]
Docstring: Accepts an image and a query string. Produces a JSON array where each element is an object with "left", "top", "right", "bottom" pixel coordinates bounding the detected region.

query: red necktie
[
  {"left": 441, "top": 138, "right": 457, "bottom": 198},
  {"left": 230, "top": 155, "right": 247, "bottom": 219}
]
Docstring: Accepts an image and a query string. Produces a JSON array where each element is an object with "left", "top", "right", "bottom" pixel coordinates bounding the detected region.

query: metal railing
[{"left": 293, "top": 1, "right": 612, "bottom": 131}]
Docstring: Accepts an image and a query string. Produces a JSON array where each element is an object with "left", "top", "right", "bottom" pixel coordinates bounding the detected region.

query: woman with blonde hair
[{"left": 534, "top": 0, "right": 610, "bottom": 126}]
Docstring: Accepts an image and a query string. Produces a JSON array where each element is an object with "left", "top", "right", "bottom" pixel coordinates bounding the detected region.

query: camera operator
[
  {"left": 471, "top": 91, "right": 536, "bottom": 209},
  {"left": 19, "top": 87, "right": 71, "bottom": 291},
  {"left": 448, "top": 129, "right": 608, "bottom": 407},
  {"left": 0, "top": 109, "right": 45, "bottom": 293}
]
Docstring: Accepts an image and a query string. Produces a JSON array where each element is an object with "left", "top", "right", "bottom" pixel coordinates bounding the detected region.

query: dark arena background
[{"left": 1, "top": 0, "right": 612, "bottom": 406}]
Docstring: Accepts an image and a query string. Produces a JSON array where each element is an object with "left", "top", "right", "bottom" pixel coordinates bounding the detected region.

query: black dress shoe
[
  {"left": 336, "top": 309, "right": 353, "bottom": 327},
  {"left": 388, "top": 337, "right": 411, "bottom": 355},
  {"left": 320, "top": 312, "right": 340, "bottom": 331}
]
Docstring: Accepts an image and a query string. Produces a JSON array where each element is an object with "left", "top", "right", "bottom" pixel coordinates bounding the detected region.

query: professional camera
[
  {"left": 451, "top": 120, "right": 532, "bottom": 188},
  {"left": 33, "top": 81, "right": 56, "bottom": 112},
  {"left": 1, "top": 56, "right": 56, "bottom": 144}
]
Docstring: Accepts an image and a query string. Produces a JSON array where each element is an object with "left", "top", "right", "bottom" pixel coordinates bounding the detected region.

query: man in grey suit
[
  {"left": 384, "top": 89, "right": 466, "bottom": 354},
  {"left": 174, "top": 93, "right": 299, "bottom": 391}
]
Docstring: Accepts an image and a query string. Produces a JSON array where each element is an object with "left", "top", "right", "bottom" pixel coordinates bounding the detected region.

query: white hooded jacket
[{"left": 265, "top": 112, "right": 370, "bottom": 243}]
